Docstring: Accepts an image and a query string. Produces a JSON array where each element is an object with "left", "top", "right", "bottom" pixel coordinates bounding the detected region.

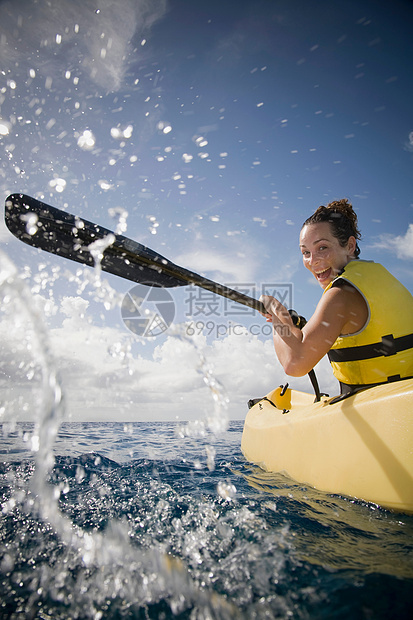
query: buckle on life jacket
[{"left": 379, "top": 334, "right": 397, "bottom": 356}]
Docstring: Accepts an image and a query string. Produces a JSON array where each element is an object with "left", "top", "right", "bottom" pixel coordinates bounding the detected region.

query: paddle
[
  {"left": 5, "top": 193, "right": 266, "bottom": 313},
  {"left": 5, "top": 193, "right": 322, "bottom": 400}
]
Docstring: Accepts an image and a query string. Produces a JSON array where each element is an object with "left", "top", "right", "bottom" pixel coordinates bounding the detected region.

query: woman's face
[{"left": 299, "top": 222, "right": 356, "bottom": 289}]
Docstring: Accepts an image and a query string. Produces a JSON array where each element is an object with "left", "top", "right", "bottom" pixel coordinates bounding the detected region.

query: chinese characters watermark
[{"left": 121, "top": 282, "right": 293, "bottom": 338}]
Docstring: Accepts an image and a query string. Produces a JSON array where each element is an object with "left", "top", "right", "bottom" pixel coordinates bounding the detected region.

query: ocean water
[
  {"left": 1, "top": 420, "right": 413, "bottom": 620},
  {"left": 1, "top": 253, "right": 412, "bottom": 619}
]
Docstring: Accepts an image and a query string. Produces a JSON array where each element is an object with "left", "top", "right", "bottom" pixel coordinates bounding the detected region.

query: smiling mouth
[{"left": 315, "top": 268, "right": 332, "bottom": 281}]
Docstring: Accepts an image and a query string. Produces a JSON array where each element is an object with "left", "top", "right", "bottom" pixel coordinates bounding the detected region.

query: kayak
[{"left": 241, "top": 378, "right": 413, "bottom": 513}]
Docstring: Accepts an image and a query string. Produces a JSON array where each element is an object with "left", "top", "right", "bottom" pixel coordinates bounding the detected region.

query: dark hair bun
[
  {"left": 324, "top": 199, "right": 361, "bottom": 240},
  {"left": 303, "top": 198, "right": 362, "bottom": 257}
]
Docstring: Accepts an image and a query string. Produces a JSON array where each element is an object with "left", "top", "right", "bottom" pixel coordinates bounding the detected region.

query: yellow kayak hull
[{"left": 241, "top": 379, "right": 413, "bottom": 513}]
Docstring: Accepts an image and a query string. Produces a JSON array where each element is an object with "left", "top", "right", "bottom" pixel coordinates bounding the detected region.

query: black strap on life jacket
[{"left": 328, "top": 333, "right": 413, "bottom": 363}]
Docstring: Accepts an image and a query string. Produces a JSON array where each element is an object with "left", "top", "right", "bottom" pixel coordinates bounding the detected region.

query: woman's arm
[{"left": 261, "top": 284, "right": 368, "bottom": 376}]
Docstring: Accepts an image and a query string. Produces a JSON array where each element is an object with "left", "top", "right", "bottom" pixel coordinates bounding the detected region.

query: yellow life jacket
[{"left": 324, "top": 260, "right": 413, "bottom": 387}]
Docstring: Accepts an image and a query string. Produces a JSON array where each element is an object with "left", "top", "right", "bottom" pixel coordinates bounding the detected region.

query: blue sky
[{"left": 1, "top": 0, "right": 412, "bottom": 421}]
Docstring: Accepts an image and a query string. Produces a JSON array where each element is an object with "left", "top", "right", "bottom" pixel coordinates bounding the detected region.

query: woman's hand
[
  {"left": 260, "top": 285, "right": 366, "bottom": 376},
  {"left": 259, "top": 295, "right": 293, "bottom": 327}
]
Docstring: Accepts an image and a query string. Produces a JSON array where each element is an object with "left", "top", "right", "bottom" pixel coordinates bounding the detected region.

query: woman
[{"left": 260, "top": 199, "right": 413, "bottom": 395}]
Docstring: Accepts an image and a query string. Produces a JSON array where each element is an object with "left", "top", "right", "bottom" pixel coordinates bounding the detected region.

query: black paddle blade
[{"left": 4, "top": 194, "right": 188, "bottom": 287}]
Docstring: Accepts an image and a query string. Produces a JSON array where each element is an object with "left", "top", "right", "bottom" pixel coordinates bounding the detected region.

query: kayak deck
[{"left": 241, "top": 379, "right": 413, "bottom": 513}]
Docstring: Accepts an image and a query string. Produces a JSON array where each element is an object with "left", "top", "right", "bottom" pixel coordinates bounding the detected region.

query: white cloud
[
  {"left": 175, "top": 249, "right": 259, "bottom": 282},
  {"left": 0, "top": 0, "right": 168, "bottom": 92},
  {"left": 0, "top": 218, "right": 11, "bottom": 243},
  {"left": 1, "top": 250, "right": 337, "bottom": 425},
  {"left": 370, "top": 223, "right": 413, "bottom": 260},
  {"left": 1, "top": 298, "right": 337, "bottom": 423},
  {"left": 404, "top": 131, "right": 413, "bottom": 153}
]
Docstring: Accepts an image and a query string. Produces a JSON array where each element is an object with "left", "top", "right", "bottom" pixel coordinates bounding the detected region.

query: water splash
[
  {"left": 108, "top": 206, "right": 128, "bottom": 234},
  {"left": 87, "top": 232, "right": 116, "bottom": 282},
  {"left": 20, "top": 211, "right": 39, "bottom": 235},
  {"left": 0, "top": 250, "right": 240, "bottom": 618},
  {"left": 170, "top": 324, "right": 230, "bottom": 475}
]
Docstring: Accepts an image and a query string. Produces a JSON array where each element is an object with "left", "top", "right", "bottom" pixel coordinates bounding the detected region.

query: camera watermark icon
[{"left": 121, "top": 284, "right": 175, "bottom": 337}]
